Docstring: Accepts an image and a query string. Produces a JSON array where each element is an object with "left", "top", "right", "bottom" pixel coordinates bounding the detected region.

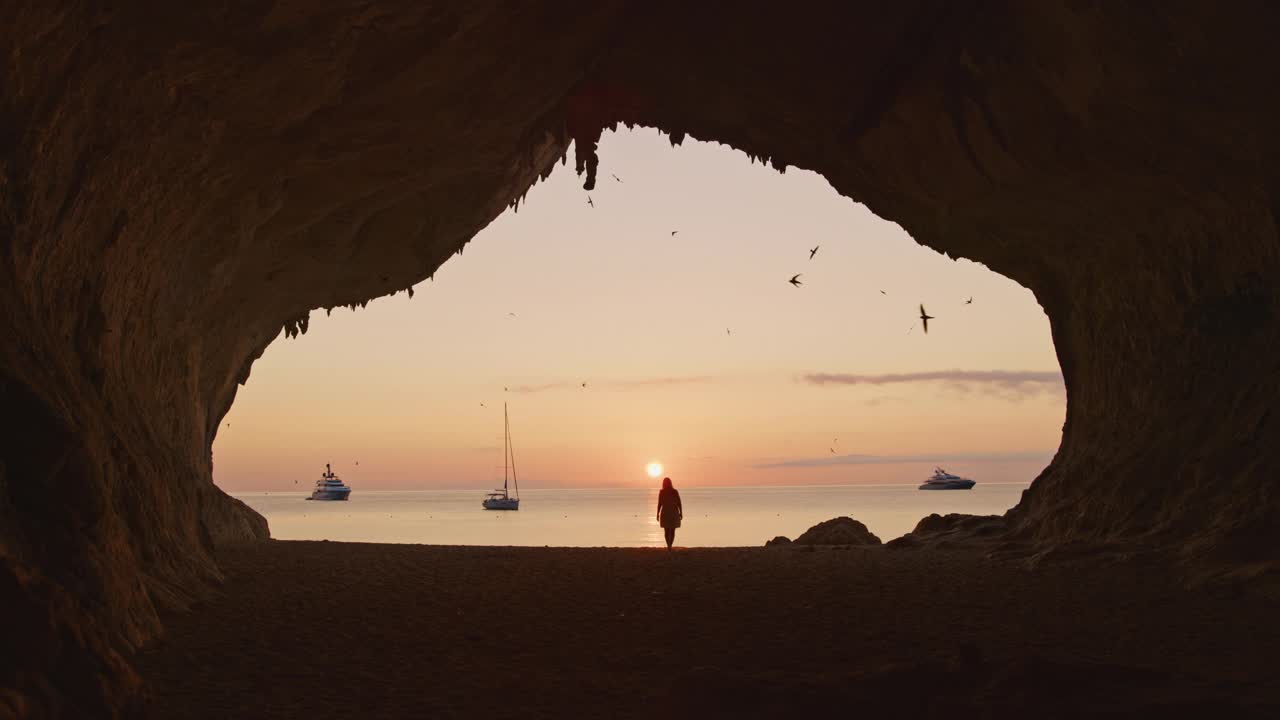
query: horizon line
[
  {"left": 750, "top": 449, "right": 1056, "bottom": 469},
  {"left": 223, "top": 479, "right": 1038, "bottom": 494}
]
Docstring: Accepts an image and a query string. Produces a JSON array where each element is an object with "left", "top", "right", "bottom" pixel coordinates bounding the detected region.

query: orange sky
[{"left": 213, "top": 129, "right": 1064, "bottom": 491}]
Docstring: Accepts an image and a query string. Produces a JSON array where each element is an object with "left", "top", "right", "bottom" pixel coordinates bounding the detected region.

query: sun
[{"left": 645, "top": 461, "right": 664, "bottom": 478}]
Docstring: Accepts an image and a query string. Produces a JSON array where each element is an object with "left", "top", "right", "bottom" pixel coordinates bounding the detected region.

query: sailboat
[{"left": 482, "top": 403, "right": 521, "bottom": 510}]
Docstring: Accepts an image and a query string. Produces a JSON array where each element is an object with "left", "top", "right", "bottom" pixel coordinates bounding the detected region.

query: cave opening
[
  {"left": 212, "top": 128, "right": 1065, "bottom": 547},
  {"left": 5, "top": 4, "right": 1279, "bottom": 714}
]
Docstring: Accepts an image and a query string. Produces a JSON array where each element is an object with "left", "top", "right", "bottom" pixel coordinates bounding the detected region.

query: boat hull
[
  {"left": 308, "top": 489, "right": 351, "bottom": 501},
  {"left": 918, "top": 480, "right": 976, "bottom": 490},
  {"left": 482, "top": 498, "right": 519, "bottom": 510}
]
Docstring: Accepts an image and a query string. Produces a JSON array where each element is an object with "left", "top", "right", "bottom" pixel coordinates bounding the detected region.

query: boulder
[
  {"left": 912, "top": 514, "right": 1006, "bottom": 538},
  {"left": 794, "top": 517, "right": 882, "bottom": 546}
]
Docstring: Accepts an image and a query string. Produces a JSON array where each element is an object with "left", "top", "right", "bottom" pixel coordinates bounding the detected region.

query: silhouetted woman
[{"left": 656, "top": 477, "right": 683, "bottom": 549}]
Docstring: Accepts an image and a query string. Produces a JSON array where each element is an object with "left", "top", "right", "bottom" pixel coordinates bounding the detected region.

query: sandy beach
[{"left": 134, "top": 540, "right": 1278, "bottom": 719}]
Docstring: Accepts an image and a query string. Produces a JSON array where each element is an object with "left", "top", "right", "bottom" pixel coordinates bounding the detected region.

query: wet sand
[{"left": 137, "top": 541, "right": 1279, "bottom": 719}]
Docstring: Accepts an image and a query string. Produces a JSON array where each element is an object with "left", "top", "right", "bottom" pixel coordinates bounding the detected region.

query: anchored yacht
[
  {"left": 919, "top": 467, "right": 976, "bottom": 490},
  {"left": 307, "top": 464, "right": 352, "bottom": 501}
]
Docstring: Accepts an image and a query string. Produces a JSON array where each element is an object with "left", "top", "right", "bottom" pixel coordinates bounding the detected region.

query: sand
[{"left": 136, "top": 541, "right": 1279, "bottom": 719}]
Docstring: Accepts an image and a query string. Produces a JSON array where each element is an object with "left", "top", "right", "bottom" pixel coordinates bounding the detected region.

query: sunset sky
[{"left": 213, "top": 129, "right": 1064, "bottom": 491}]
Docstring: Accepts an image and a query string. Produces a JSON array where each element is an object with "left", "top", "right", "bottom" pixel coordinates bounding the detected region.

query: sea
[{"left": 235, "top": 483, "right": 1030, "bottom": 548}]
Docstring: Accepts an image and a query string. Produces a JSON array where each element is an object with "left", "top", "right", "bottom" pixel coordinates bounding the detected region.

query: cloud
[
  {"left": 751, "top": 450, "right": 1055, "bottom": 470},
  {"left": 802, "top": 369, "right": 1063, "bottom": 400},
  {"left": 508, "top": 382, "right": 572, "bottom": 394},
  {"left": 608, "top": 375, "right": 713, "bottom": 389},
  {"left": 508, "top": 375, "right": 714, "bottom": 393}
]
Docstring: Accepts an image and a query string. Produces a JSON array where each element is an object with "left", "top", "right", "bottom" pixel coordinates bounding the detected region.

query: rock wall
[{"left": 1, "top": 1, "right": 1277, "bottom": 716}]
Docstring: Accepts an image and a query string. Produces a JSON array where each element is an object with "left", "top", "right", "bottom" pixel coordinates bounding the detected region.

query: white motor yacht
[
  {"left": 307, "top": 464, "right": 352, "bottom": 501},
  {"left": 918, "top": 467, "right": 976, "bottom": 490}
]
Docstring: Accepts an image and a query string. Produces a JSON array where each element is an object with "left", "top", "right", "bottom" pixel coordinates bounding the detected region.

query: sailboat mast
[
  {"left": 508, "top": 406, "right": 519, "bottom": 499},
  {"left": 503, "top": 403, "right": 509, "bottom": 493}
]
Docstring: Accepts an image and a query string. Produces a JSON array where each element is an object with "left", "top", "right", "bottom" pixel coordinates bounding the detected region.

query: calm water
[{"left": 235, "top": 483, "right": 1029, "bottom": 547}]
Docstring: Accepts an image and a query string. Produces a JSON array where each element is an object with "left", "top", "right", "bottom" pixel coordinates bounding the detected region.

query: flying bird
[
  {"left": 919, "top": 304, "right": 935, "bottom": 334},
  {"left": 789, "top": 274, "right": 803, "bottom": 287},
  {"left": 581, "top": 382, "right": 588, "bottom": 388},
  {"left": 965, "top": 297, "right": 973, "bottom": 305},
  {"left": 809, "top": 245, "right": 820, "bottom": 260},
  {"left": 726, "top": 328, "right": 731, "bottom": 336},
  {"left": 880, "top": 290, "right": 887, "bottom": 295},
  {"left": 508, "top": 312, "right": 517, "bottom": 317},
  {"left": 480, "top": 403, "right": 486, "bottom": 407},
  {"left": 587, "top": 196, "right": 594, "bottom": 208},
  {"left": 611, "top": 173, "right": 622, "bottom": 183},
  {"left": 671, "top": 230, "right": 678, "bottom": 236},
  {"left": 829, "top": 448, "right": 835, "bottom": 454},
  {"left": 504, "top": 386, "right": 509, "bottom": 392}
]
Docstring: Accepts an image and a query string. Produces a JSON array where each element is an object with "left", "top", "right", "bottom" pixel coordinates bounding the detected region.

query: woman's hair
[{"left": 662, "top": 477, "right": 673, "bottom": 490}]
